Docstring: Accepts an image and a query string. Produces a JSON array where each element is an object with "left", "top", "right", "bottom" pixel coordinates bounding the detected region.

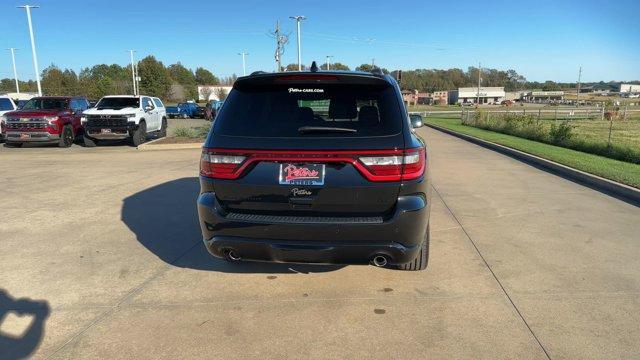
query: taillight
[
  {"left": 399, "top": 148, "right": 426, "bottom": 180},
  {"left": 199, "top": 148, "right": 425, "bottom": 182},
  {"left": 200, "top": 150, "right": 246, "bottom": 179},
  {"left": 358, "top": 148, "right": 425, "bottom": 181}
]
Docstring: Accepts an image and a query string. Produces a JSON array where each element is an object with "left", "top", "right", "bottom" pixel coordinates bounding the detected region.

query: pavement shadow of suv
[{"left": 121, "top": 177, "right": 342, "bottom": 274}]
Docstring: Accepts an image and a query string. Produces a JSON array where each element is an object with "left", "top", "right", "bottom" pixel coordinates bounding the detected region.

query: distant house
[
  {"left": 197, "top": 85, "right": 233, "bottom": 101},
  {"left": 523, "top": 91, "right": 564, "bottom": 102},
  {"left": 619, "top": 83, "right": 640, "bottom": 93},
  {"left": 450, "top": 87, "right": 505, "bottom": 105},
  {"left": 1, "top": 92, "right": 37, "bottom": 101}
]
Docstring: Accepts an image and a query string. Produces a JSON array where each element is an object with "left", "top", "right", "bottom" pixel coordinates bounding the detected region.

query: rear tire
[
  {"left": 58, "top": 125, "right": 74, "bottom": 148},
  {"left": 159, "top": 118, "right": 167, "bottom": 138},
  {"left": 395, "top": 225, "right": 429, "bottom": 271},
  {"left": 83, "top": 135, "right": 97, "bottom": 147},
  {"left": 130, "top": 121, "right": 146, "bottom": 147}
]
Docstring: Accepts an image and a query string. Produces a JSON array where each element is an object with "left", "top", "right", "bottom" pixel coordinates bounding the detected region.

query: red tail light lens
[
  {"left": 200, "top": 148, "right": 426, "bottom": 182},
  {"left": 200, "top": 151, "right": 246, "bottom": 179},
  {"left": 357, "top": 147, "right": 425, "bottom": 181}
]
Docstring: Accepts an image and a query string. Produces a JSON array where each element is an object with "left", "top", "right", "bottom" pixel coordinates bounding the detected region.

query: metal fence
[{"left": 419, "top": 108, "right": 640, "bottom": 154}]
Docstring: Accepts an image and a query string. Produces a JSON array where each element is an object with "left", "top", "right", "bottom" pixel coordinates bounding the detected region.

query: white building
[
  {"left": 450, "top": 87, "right": 505, "bottom": 105},
  {"left": 1, "top": 92, "right": 38, "bottom": 101},
  {"left": 197, "top": 85, "right": 233, "bottom": 101},
  {"left": 619, "top": 83, "right": 640, "bottom": 93}
]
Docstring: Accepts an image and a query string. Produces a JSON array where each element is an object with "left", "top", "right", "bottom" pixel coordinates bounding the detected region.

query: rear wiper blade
[{"left": 298, "top": 126, "right": 357, "bottom": 134}]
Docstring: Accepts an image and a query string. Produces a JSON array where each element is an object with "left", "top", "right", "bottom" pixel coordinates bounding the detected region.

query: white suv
[{"left": 81, "top": 95, "right": 167, "bottom": 147}]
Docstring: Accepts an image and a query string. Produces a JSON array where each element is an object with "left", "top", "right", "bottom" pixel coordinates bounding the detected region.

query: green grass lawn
[
  {"left": 537, "top": 119, "right": 640, "bottom": 152},
  {"left": 425, "top": 118, "right": 640, "bottom": 188}
]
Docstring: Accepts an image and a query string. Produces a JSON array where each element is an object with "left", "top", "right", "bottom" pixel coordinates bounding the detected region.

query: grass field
[{"left": 424, "top": 118, "right": 640, "bottom": 188}]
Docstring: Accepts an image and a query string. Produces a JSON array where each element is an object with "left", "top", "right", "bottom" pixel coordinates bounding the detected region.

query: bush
[
  {"left": 548, "top": 121, "right": 574, "bottom": 145},
  {"left": 173, "top": 126, "right": 196, "bottom": 138},
  {"left": 461, "top": 113, "right": 640, "bottom": 164}
]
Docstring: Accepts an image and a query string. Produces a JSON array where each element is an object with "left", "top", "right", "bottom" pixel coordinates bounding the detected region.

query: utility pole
[
  {"left": 270, "top": 20, "right": 289, "bottom": 72},
  {"left": 372, "top": 58, "right": 375, "bottom": 68},
  {"left": 476, "top": 62, "right": 482, "bottom": 105},
  {"left": 238, "top": 52, "right": 249, "bottom": 76},
  {"left": 576, "top": 66, "right": 582, "bottom": 107},
  {"left": 290, "top": 16, "right": 306, "bottom": 71},
  {"left": 325, "top": 55, "right": 333, "bottom": 70},
  {"left": 7, "top": 48, "right": 20, "bottom": 93},
  {"left": 18, "top": 5, "right": 42, "bottom": 96},
  {"left": 128, "top": 50, "right": 137, "bottom": 96}
]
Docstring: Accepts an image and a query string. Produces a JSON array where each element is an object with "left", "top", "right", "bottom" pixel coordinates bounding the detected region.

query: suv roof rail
[{"left": 250, "top": 71, "right": 269, "bottom": 76}]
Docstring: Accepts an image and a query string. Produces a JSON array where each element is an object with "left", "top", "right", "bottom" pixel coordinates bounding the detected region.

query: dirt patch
[{"left": 148, "top": 137, "right": 205, "bottom": 145}]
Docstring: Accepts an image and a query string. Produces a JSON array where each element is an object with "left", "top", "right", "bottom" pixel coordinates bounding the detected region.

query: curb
[
  {"left": 425, "top": 123, "right": 640, "bottom": 206},
  {"left": 137, "top": 137, "right": 202, "bottom": 151}
]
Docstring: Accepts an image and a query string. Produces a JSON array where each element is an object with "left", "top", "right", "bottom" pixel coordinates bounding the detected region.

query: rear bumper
[
  {"left": 197, "top": 192, "right": 430, "bottom": 265},
  {"left": 5, "top": 131, "right": 60, "bottom": 143}
]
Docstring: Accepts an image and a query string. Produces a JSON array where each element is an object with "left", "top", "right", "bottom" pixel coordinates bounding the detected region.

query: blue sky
[{"left": 0, "top": 0, "right": 638, "bottom": 83}]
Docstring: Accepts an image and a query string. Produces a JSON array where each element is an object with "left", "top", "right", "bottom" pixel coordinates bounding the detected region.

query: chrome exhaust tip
[
  {"left": 225, "top": 249, "right": 241, "bottom": 261},
  {"left": 372, "top": 255, "right": 388, "bottom": 267}
]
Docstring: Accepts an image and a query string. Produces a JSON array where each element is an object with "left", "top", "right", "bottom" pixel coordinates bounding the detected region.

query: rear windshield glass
[
  {"left": 21, "top": 98, "right": 69, "bottom": 110},
  {"left": 213, "top": 83, "right": 403, "bottom": 137},
  {"left": 96, "top": 97, "right": 139, "bottom": 110}
]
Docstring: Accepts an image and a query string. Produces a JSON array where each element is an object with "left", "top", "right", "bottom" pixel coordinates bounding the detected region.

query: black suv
[{"left": 197, "top": 68, "right": 431, "bottom": 270}]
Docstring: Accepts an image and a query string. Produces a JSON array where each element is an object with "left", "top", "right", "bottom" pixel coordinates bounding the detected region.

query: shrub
[
  {"left": 173, "top": 126, "right": 196, "bottom": 138},
  {"left": 549, "top": 121, "right": 574, "bottom": 145}
]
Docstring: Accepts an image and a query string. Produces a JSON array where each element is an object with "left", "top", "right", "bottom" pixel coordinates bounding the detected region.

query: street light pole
[
  {"left": 7, "top": 48, "right": 20, "bottom": 93},
  {"left": 290, "top": 16, "right": 306, "bottom": 71},
  {"left": 238, "top": 52, "right": 249, "bottom": 76},
  {"left": 18, "top": 5, "right": 42, "bottom": 96},
  {"left": 128, "top": 50, "right": 137, "bottom": 96},
  {"left": 325, "top": 55, "right": 333, "bottom": 70}
]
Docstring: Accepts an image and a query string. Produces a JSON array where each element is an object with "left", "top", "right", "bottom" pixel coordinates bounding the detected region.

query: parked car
[
  {"left": 16, "top": 100, "right": 28, "bottom": 109},
  {"left": 166, "top": 102, "right": 199, "bottom": 118},
  {"left": 500, "top": 100, "right": 514, "bottom": 106},
  {"left": 195, "top": 105, "right": 206, "bottom": 118},
  {"left": 81, "top": 95, "right": 167, "bottom": 147},
  {"left": 204, "top": 100, "right": 224, "bottom": 121},
  {"left": 0, "top": 96, "right": 18, "bottom": 141},
  {"left": 2, "top": 96, "right": 89, "bottom": 148},
  {"left": 197, "top": 68, "right": 431, "bottom": 270}
]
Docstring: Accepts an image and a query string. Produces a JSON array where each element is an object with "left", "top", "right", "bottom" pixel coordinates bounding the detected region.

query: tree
[
  {"left": 195, "top": 67, "right": 219, "bottom": 85},
  {"left": 355, "top": 64, "right": 388, "bottom": 74},
  {"left": 200, "top": 86, "right": 213, "bottom": 101},
  {"left": 285, "top": 63, "right": 306, "bottom": 71},
  {"left": 41, "top": 65, "right": 79, "bottom": 96},
  {"left": 219, "top": 74, "right": 238, "bottom": 86},
  {"left": 542, "top": 80, "right": 561, "bottom": 91},
  {"left": 214, "top": 88, "right": 228, "bottom": 101},
  {"left": 320, "top": 62, "right": 350, "bottom": 71},
  {"left": 168, "top": 62, "right": 197, "bottom": 99},
  {"left": 137, "top": 56, "right": 171, "bottom": 98}
]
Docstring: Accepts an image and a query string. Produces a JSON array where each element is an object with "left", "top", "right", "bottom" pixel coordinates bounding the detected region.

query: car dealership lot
[{"left": 1, "top": 128, "right": 639, "bottom": 359}]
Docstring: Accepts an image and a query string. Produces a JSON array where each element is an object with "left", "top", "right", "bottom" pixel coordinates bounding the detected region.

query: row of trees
[
  {"left": 2, "top": 58, "right": 625, "bottom": 100},
  {"left": 0, "top": 56, "right": 228, "bottom": 102}
]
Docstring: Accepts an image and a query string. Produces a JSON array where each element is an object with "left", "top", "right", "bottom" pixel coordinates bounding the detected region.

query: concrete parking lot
[{"left": 1, "top": 127, "right": 639, "bottom": 359}]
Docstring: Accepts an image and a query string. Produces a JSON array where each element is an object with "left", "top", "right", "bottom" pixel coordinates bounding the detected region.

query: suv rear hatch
[{"left": 202, "top": 73, "right": 422, "bottom": 217}]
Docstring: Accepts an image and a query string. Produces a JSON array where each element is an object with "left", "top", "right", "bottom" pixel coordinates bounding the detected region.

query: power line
[{"left": 269, "top": 20, "right": 289, "bottom": 72}]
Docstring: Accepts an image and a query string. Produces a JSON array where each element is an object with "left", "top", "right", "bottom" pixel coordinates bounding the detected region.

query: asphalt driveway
[{"left": 0, "top": 127, "right": 638, "bottom": 359}]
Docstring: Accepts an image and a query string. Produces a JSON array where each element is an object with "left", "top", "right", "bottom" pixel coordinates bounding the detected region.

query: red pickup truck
[{"left": 1, "top": 96, "right": 90, "bottom": 148}]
